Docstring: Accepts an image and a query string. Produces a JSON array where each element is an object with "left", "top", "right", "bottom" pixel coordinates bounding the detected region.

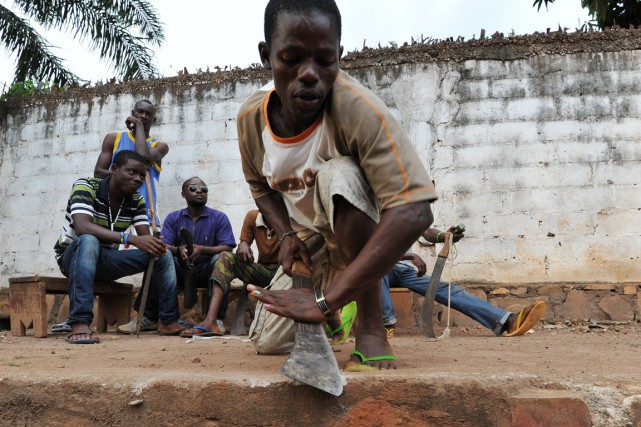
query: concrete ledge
[{"left": 0, "top": 330, "right": 639, "bottom": 426}]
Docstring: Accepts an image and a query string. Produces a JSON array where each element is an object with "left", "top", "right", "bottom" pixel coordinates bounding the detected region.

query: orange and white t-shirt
[{"left": 237, "top": 69, "right": 437, "bottom": 235}]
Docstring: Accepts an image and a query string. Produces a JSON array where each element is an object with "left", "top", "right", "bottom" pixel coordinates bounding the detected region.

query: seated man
[
  {"left": 54, "top": 150, "right": 183, "bottom": 344},
  {"left": 382, "top": 226, "right": 547, "bottom": 338},
  {"left": 159, "top": 177, "right": 236, "bottom": 326},
  {"left": 181, "top": 209, "right": 280, "bottom": 337}
]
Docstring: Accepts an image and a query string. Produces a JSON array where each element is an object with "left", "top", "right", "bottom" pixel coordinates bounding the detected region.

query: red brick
[{"left": 507, "top": 390, "right": 590, "bottom": 427}]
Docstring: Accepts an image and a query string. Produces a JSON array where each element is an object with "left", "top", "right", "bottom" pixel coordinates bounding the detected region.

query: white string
[{"left": 436, "top": 237, "right": 458, "bottom": 341}]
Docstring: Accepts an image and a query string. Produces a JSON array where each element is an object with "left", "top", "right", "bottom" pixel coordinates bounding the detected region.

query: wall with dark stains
[{"left": 1, "top": 30, "right": 640, "bottom": 290}]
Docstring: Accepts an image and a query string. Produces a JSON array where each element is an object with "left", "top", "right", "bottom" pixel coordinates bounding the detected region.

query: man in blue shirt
[{"left": 117, "top": 177, "right": 236, "bottom": 333}]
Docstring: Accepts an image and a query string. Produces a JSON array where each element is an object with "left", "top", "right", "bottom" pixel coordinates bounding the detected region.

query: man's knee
[{"left": 74, "top": 234, "right": 101, "bottom": 256}]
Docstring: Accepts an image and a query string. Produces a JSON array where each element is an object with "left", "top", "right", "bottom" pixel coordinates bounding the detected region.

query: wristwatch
[{"left": 314, "top": 290, "right": 333, "bottom": 317}]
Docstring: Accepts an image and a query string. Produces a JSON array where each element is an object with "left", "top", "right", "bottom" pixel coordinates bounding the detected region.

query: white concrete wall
[{"left": 1, "top": 49, "right": 640, "bottom": 287}]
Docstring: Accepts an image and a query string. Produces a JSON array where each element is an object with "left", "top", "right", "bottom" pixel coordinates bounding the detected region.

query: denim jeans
[
  {"left": 381, "top": 262, "right": 510, "bottom": 336},
  {"left": 59, "top": 234, "right": 180, "bottom": 326}
]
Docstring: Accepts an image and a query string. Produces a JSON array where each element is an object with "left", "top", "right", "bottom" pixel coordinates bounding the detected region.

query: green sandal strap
[{"left": 350, "top": 350, "right": 397, "bottom": 362}]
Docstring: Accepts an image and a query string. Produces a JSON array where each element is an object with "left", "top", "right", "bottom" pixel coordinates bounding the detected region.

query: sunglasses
[{"left": 187, "top": 185, "right": 208, "bottom": 193}]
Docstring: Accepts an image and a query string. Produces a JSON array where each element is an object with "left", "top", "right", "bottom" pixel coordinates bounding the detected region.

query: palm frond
[
  {"left": 9, "top": 0, "right": 164, "bottom": 80},
  {"left": 0, "top": 4, "right": 79, "bottom": 85},
  {"left": 11, "top": 0, "right": 164, "bottom": 44}
]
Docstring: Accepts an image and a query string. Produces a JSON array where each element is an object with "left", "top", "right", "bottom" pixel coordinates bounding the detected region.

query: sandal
[
  {"left": 385, "top": 327, "right": 396, "bottom": 339},
  {"left": 180, "top": 325, "right": 222, "bottom": 338},
  {"left": 343, "top": 350, "right": 396, "bottom": 372},
  {"left": 325, "top": 301, "right": 357, "bottom": 345},
  {"left": 504, "top": 301, "right": 547, "bottom": 337},
  {"left": 65, "top": 332, "right": 100, "bottom": 344}
]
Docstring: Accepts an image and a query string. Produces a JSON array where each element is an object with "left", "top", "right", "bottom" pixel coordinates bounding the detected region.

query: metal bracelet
[
  {"left": 314, "top": 290, "right": 333, "bottom": 317},
  {"left": 277, "top": 230, "right": 297, "bottom": 247}
]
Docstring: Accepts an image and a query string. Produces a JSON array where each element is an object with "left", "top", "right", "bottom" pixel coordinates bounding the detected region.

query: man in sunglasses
[{"left": 159, "top": 177, "right": 237, "bottom": 330}]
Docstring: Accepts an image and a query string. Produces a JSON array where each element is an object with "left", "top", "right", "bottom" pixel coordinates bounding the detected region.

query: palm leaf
[
  {"left": 0, "top": 4, "right": 79, "bottom": 85},
  {"left": 5, "top": 0, "right": 164, "bottom": 82}
]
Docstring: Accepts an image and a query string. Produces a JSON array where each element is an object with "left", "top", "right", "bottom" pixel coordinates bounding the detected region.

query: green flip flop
[
  {"left": 325, "top": 301, "right": 357, "bottom": 346},
  {"left": 343, "top": 350, "right": 397, "bottom": 372}
]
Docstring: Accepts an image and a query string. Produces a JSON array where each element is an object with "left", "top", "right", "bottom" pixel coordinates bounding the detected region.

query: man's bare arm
[
  {"left": 94, "top": 133, "right": 117, "bottom": 178},
  {"left": 255, "top": 192, "right": 311, "bottom": 273},
  {"left": 323, "top": 201, "right": 433, "bottom": 311},
  {"left": 127, "top": 116, "right": 169, "bottom": 166}
]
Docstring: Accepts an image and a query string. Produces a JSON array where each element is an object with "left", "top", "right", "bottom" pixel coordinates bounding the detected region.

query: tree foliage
[
  {"left": 0, "top": 0, "right": 165, "bottom": 86},
  {"left": 534, "top": 0, "right": 641, "bottom": 29}
]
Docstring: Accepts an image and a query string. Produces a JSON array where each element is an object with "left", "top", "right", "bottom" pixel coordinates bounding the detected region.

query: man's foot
[
  {"left": 65, "top": 323, "right": 100, "bottom": 344},
  {"left": 116, "top": 317, "right": 158, "bottom": 334},
  {"left": 385, "top": 324, "right": 397, "bottom": 339},
  {"left": 504, "top": 301, "right": 547, "bottom": 337},
  {"left": 344, "top": 328, "right": 396, "bottom": 370},
  {"left": 158, "top": 321, "right": 188, "bottom": 336},
  {"left": 180, "top": 321, "right": 223, "bottom": 338}
]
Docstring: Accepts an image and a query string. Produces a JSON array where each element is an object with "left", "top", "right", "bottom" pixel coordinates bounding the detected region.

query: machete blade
[
  {"left": 418, "top": 232, "right": 453, "bottom": 338},
  {"left": 279, "top": 262, "right": 343, "bottom": 396}
]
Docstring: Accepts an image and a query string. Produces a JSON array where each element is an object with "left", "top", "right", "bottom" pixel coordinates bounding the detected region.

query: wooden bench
[
  {"left": 390, "top": 288, "right": 414, "bottom": 328},
  {"left": 9, "top": 276, "right": 132, "bottom": 338}
]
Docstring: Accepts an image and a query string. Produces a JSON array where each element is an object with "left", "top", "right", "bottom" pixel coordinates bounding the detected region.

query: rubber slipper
[
  {"left": 385, "top": 327, "right": 396, "bottom": 339},
  {"left": 51, "top": 322, "right": 72, "bottom": 333},
  {"left": 325, "top": 301, "right": 357, "bottom": 346},
  {"left": 180, "top": 325, "right": 222, "bottom": 338},
  {"left": 65, "top": 332, "right": 100, "bottom": 344},
  {"left": 343, "top": 350, "right": 396, "bottom": 372},
  {"left": 178, "top": 319, "right": 194, "bottom": 328},
  {"left": 504, "top": 301, "right": 547, "bottom": 337}
]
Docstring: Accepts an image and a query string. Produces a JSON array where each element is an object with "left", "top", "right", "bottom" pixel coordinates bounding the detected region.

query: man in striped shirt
[{"left": 54, "top": 150, "right": 183, "bottom": 344}]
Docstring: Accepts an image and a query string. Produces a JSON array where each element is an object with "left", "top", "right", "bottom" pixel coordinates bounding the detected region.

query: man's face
[
  {"left": 132, "top": 102, "right": 156, "bottom": 133},
  {"left": 260, "top": 10, "right": 341, "bottom": 132},
  {"left": 112, "top": 159, "right": 146, "bottom": 194},
  {"left": 182, "top": 178, "right": 208, "bottom": 207}
]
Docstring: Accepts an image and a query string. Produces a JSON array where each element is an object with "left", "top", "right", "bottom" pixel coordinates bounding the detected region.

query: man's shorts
[{"left": 249, "top": 157, "right": 379, "bottom": 354}]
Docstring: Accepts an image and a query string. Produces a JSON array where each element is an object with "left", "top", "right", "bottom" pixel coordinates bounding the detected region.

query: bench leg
[
  {"left": 10, "top": 282, "right": 48, "bottom": 338},
  {"left": 96, "top": 293, "right": 131, "bottom": 333}
]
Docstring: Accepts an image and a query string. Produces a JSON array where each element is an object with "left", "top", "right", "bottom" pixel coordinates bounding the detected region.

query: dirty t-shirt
[{"left": 237, "top": 69, "right": 437, "bottom": 235}]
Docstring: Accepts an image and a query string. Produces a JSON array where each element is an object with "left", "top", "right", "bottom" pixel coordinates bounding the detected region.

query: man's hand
[
  {"left": 410, "top": 253, "right": 427, "bottom": 276},
  {"left": 131, "top": 235, "right": 166, "bottom": 257},
  {"left": 237, "top": 241, "right": 254, "bottom": 263},
  {"left": 448, "top": 224, "right": 465, "bottom": 243},
  {"left": 278, "top": 235, "right": 312, "bottom": 276},
  {"left": 179, "top": 245, "right": 190, "bottom": 262},
  {"left": 125, "top": 116, "right": 143, "bottom": 131},
  {"left": 189, "top": 244, "right": 205, "bottom": 262},
  {"left": 247, "top": 285, "right": 325, "bottom": 323}
]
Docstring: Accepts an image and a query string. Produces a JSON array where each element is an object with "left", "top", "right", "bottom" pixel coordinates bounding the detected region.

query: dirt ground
[{"left": 1, "top": 320, "right": 641, "bottom": 426}]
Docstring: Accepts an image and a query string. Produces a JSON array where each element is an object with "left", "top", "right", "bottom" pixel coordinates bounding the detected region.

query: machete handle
[
  {"left": 292, "top": 260, "right": 312, "bottom": 278},
  {"left": 179, "top": 227, "right": 194, "bottom": 266},
  {"left": 438, "top": 232, "right": 453, "bottom": 258}
]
